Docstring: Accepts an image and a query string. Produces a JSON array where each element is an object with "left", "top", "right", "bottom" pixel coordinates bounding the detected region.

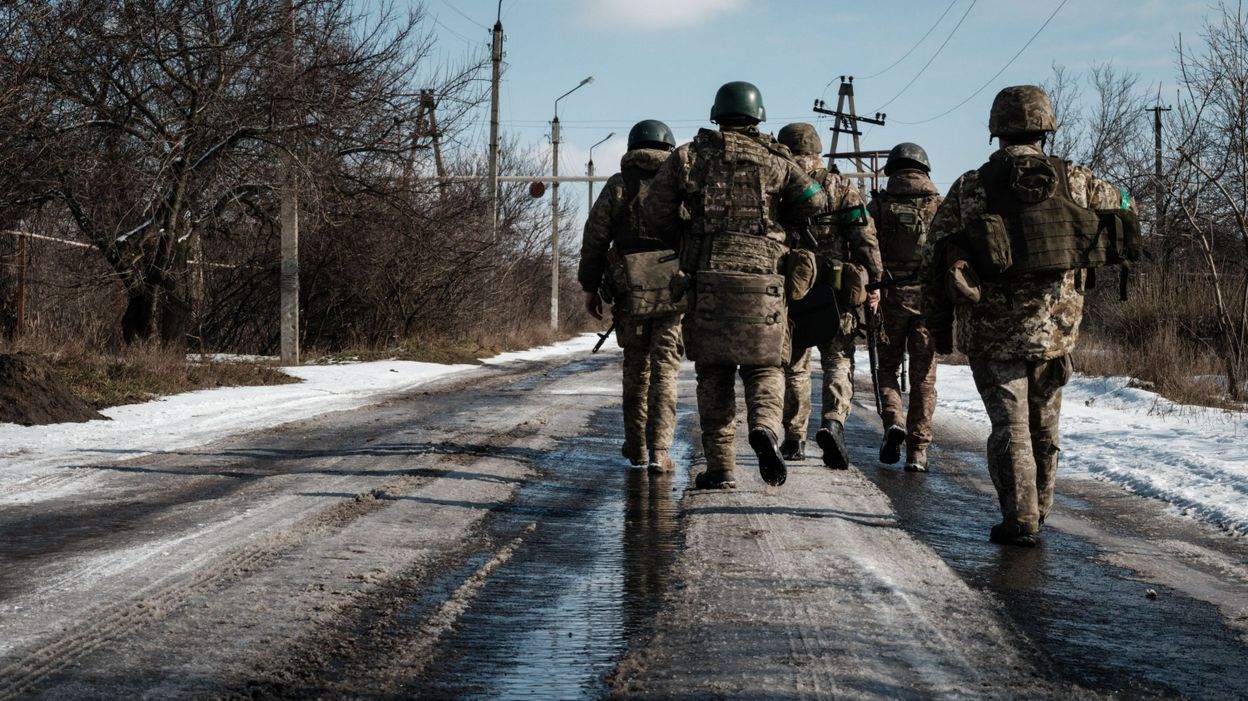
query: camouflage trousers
[
  {"left": 783, "top": 317, "right": 857, "bottom": 442},
  {"left": 617, "top": 313, "right": 684, "bottom": 456},
  {"left": 695, "top": 362, "right": 784, "bottom": 474},
  {"left": 878, "top": 287, "right": 937, "bottom": 452},
  {"left": 969, "top": 354, "right": 1073, "bottom": 532}
]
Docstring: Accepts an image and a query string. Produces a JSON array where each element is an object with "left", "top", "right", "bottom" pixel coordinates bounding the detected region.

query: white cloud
[{"left": 583, "top": 0, "right": 747, "bottom": 29}]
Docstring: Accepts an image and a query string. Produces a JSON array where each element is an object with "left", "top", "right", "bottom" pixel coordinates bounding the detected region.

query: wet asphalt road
[{"left": 1, "top": 349, "right": 1246, "bottom": 699}]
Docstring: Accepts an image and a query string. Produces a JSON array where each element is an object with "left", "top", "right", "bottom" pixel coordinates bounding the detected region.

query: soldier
[
  {"left": 777, "top": 123, "right": 882, "bottom": 468},
  {"left": 920, "top": 86, "right": 1135, "bottom": 545},
  {"left": 869, "top": 143, "right": 942, "bottom": 472},
  {"left": 578, "top": 120, "right": 682, "bottom": 473},
  {"left": 645, "top": 82, "right": 826, "bottom": 489}
]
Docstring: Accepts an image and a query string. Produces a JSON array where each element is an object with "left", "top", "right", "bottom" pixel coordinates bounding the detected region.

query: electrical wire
[
  {"left": 431, "top": 14, "right": 480, "bottom": 46},
  {"left": 866, "top": 0, "right": 978, "bottom": 114},
  {"left": 891, "top": 0, "right": 1069, "bottom": 125},
  {"left": 439, "top": 0, "right": 488, "bottom": 29},
  {"left": 858, "top": 0, "right": 958, "bottom": 81}
]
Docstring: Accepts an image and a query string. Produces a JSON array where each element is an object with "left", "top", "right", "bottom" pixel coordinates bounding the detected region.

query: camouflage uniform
[
  {"left": 921, "top": 143, "right": 1130, "bottom": 536},
  {"left": 783, "top": 154, "right": 881, "bottom": 445},
  {"left": 578, "top": 148, "right": 683, "bottom": 466},
  {"left": 646, "top": 125, "right": 825, "bottom": 484},
  {"left": 868, "top": 169, "right": 942, "bottom": 463}
]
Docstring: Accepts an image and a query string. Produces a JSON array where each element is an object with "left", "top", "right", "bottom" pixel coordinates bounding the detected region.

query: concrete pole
[
  {"left": 488, "top": 16, "right": 503, "bottom": 239},
  {"left": 587, "top": 158, "right": 594, "bottom": 215},
  {"left": 15, "top": 226, "right": 27, "bottom": 337},
  {"left": 280, "top": 0, "right": 300, "bottom": 365},
  {"left": 550, "top": 115, "right": 560, "bottom": 330}
]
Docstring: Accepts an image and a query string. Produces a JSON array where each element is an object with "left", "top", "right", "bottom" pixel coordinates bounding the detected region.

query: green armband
[
  {"left": 840, "top": 204, "right": 866, "bottom": 224},
  {"left": 1119, "top": 187, "right": 1131, "bottom": 210},
  {"left": 795, "top": 181, "right": 823, "bottom": 203}
]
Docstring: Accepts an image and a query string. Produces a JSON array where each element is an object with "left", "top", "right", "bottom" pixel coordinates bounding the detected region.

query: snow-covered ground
[
  {"left": 898, "top": 352, "right": 1248, "bottom": 536},
  {"left": 0, "top": 334, "right": 599, "bottom": 500}
]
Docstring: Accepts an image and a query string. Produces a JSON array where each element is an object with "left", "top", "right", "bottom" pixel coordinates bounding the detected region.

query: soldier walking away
[
  {"left": 869, "top": 143, "right": 942, "bottom": 472},
  {"left": 920, "top": 86, "right": 1136, "bottom": 546},
  {"left": 645, "top": 82, "right": 826, "bottom": 489},
  {"left": 578, "top": 120, "right": 683, "bottom": 473},
  {"left": 777, "top": 123, "right": 882, "bottom": 469}
]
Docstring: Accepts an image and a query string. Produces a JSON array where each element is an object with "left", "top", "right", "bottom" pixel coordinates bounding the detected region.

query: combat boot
[
  {"left": 780, "top": 437, "right": 806, "bottom": 461},
  {"left": 989, "top": 522, "right": 1039, "bottom": 547},
  {"left": 694, "top": 470, "right": 737, "bottom": 489},
  {"left": 748, "top": 428, "right": 787, "bottom": 487},
  {"left": 904, "top": 446, "right": 928, "bottom": 473},
  {"left": 815, "top": 421, "right": 850, "bottom": 470},
  {"left": 621, "top": 441, "right": 647, "bottom": 468},
  {"left": 879, "top": 424, "right": 906, "bottom": 465},
  {"left": 648, "top": 448, "right": 675, "bottom": 474}
]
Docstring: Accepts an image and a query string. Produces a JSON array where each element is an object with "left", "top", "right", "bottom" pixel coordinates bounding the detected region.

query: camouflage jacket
[
  {"left": 919, "top": 144, "right": 1132, "bottom": 361},
  {"left": 794, "top": 153, "right": 882, "bottom": 282},
  {"left": 869, "top": 169, "right": 942, "bottom": 315},
  {"left": 643, "top": 125, "right": 826, "bottom": 256},
  {"left": 577, "top": 147, "right": 670, "bottom": 292}
]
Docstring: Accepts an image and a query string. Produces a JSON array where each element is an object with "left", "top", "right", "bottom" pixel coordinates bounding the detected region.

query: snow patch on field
[
  {"left": 918, "top": 354, "right": 1248, "bottom": 536},
  {"left": 0, "top": 334, "right": 597, "bottom": 500}
]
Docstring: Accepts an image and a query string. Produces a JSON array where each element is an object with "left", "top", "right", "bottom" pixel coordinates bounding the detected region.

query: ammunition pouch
[
  {"left": 684, "top": 271, "right": 789, "bottom": 366},
  {"left": 837, "top": 262, "right": 869, "bottom": 307},
  {"left": 784, "top": 248, "right": 818, "bottom": 302},
  {"left": 618, "top": 249, "right": 686, "bottom": 318}
]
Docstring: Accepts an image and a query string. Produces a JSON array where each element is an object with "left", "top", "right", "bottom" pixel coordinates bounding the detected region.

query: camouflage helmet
[
  {"left": 710, "top": 81, "right": 766, "bottom": 124},
  {"left": 627, "top": 119, "right": 676, "bottom": 151},
  {"left": 988, "top": 85, "right": 1057, "bottom": 138},
  {"left": 884, "top": 142, "right": 930, "bottom": 175},
  {"left": 777, "top": 123, "right": 822, "bottom": 155}
]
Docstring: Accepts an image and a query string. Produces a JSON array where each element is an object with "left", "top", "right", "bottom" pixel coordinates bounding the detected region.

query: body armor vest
[
  {"left": 970, "top": 155, "right": 1112, "bottom": 278},
  {"left": 875, "top": 191, "right": 934, "bottom": 276},
  {"left": 609, "top": 166, "right": 664, "bottom": 253}
]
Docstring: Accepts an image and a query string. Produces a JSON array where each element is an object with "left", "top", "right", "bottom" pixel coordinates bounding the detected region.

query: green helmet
[
  {"left": 710, "top": 81, "right": 766, "bottom": 124},
  {"left": 627, "top": 119, "right": 676, "bottom": 151},
  {"left": 777, "top": 123, "right": 822, "bottom": 155},
  {"left": 988, "top": 85, "right": 1057, "bottom": 138},
  {"left": 884, "top": 142, "right": 930, "bottom": 175}
]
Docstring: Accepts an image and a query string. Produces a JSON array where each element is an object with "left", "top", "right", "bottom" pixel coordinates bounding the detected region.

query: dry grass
[{"left": 1, "top": 335, "right": 296, "bottom": 410}]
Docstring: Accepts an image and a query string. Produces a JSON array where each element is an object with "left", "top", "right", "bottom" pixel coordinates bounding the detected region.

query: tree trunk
[{"left": 117, "top": 226, "right": 191, "bottom": 348}]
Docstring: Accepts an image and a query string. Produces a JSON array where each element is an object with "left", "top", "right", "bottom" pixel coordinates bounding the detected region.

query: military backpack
[
  {"left": 607, "top": 166, "right": 686, "bottom": 319},
  {"left": 874, "top": 191, "right": 936, "bottom": 277}
]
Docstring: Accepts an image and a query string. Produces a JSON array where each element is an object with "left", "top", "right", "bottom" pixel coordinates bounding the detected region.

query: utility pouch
[
  {"left": 1096, "top": 208, "right": 1142, "bottom": 264},
  {"left": 620, "top": 249, "right": 686, "bottom": 318},
  {"left": 837, "top": 262, "right": 868, "bottom": 307},
  {"left": 967, "top": 214, "right": 1014, "bottom": 277},
  {"left": 817, "top": 255, "right": 844, "bottom": 290},
  {"left": 784, "top": 248, "right": 818, "bottom": 302},
  {"left": 946, "top": 259, "right": 982, "bottom": 304},
  {"left": 684, "top": 271, "right": 789, "bottom": 366}
]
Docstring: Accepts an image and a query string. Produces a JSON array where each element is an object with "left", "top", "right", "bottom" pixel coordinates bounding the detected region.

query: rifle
[
  {"left": 592, "top": 320, "right": 617, "bottom": 353},
  {"left": 861, "top": 272, "right": 918, "bottom": 416}
]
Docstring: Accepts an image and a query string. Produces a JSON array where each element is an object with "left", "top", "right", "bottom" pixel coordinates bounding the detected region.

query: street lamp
[
  {"left": 587, "top": 131, "right": 615, "bottom": 213},
  {"left": 550, "top": 75, "right": 593, "bottom": 331}
]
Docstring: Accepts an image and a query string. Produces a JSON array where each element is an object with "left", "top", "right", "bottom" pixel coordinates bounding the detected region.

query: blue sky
[{"left": 417, "top": 0, "right": 1210, "bottom": 208}]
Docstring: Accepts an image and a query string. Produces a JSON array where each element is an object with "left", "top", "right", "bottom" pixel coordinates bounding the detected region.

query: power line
[
  {"left": 431, "top": 14, "right": 481, "bottom": 46},
  {"left": 892, "top": 0, "right": 1069, "bottom": 125},
  {"left": 439, "top": 0, "right": 488, "bottom": 29},
  {"left": 866, "top": 0, "right": 978, "bottom": 114},
  {"left": 858, "top": 0, "right": 958, "bottom": 81}
]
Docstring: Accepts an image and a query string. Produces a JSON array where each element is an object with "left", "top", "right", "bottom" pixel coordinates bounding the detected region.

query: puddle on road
[
  {"left": 403, "top": 406, "right": 691, "bottom": 699},
  {"left": 859, "top": 437, "right": 1248, "bottom": 699}
]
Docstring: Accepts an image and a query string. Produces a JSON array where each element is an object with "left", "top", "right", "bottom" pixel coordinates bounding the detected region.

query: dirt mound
[{"left": 0, "top": 352, "right": 107, "bottom": 426}]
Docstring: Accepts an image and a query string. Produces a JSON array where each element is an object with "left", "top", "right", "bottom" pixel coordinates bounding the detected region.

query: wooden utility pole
[
  {"left": 813, "top": 76, "right": 887, "bottom": 193},
  {"left": 280, "top": 0, "right": 299, "bottom": 365},
  {"left": 488, "top": 3, "right": 504, "bottom": 238},
  {"left": 1146, "top": 102, "right": 1171, "bottom": 237},
  {"left": 15, "top": 228, "right": 27, "bottom": 337}
]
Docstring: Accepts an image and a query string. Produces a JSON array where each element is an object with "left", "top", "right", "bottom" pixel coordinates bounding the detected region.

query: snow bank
[
  {"left": 909, "top": 353, "right": 1248, "bottom": 536},
  {"left": 0, "top": 334, "right": 598, "bottom": 495}
]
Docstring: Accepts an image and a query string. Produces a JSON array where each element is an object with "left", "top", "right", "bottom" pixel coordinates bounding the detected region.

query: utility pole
[
  {"left": 549, "top": 76, "right": 593, "bottom": 331},
  {"left": 1146, "top": 101, "right": 1171, "bottom": 238},
  {"left": 587, "top": 131, "right": 614, "bottom": 215},
  {"left": 280, "top": 0, "right": 299, "bottom": 365},
  {"left": 488, "top": 2, "right": 503, "bottom": 239},
  {"left": 813, "top": 76, "right": 887, "bottom": 193},
  {"left": 15, "top": 225, "right": 26, "bottom": 337}
]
